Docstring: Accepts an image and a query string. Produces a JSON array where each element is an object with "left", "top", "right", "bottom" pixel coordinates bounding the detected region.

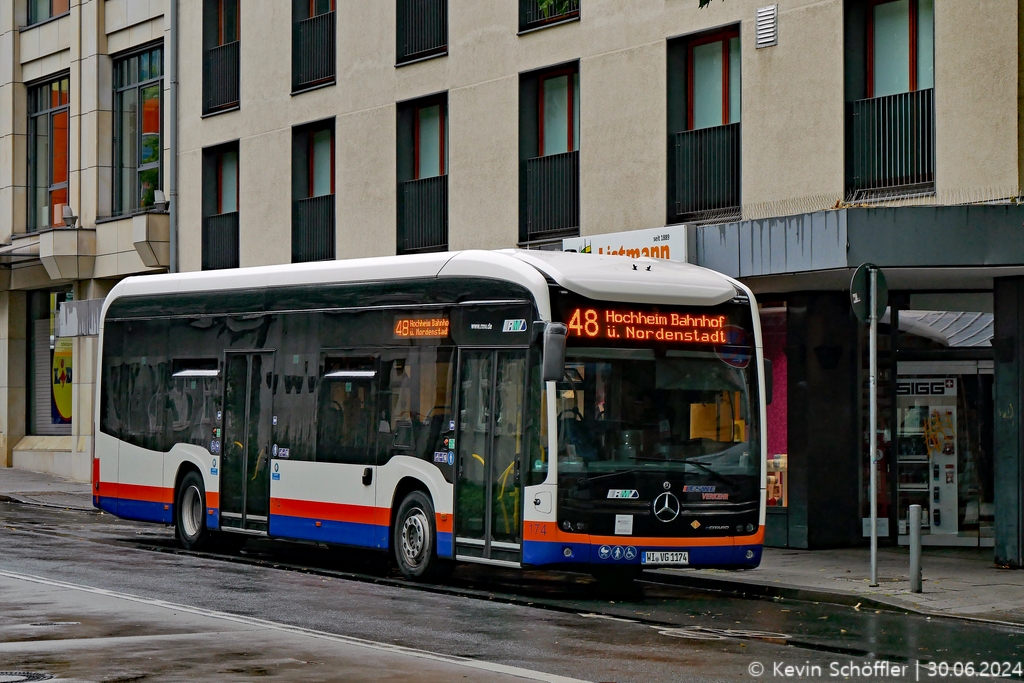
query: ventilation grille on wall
[{"left": 756, "top": 5, "right": 778, "bottom": 48}]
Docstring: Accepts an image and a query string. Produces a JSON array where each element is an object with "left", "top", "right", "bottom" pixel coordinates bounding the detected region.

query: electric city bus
[{"left": 93, "top": 249, "right": 768, "bottom": 580}]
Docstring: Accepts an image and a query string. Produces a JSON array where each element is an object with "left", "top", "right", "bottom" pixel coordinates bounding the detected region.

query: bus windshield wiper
[
  {"left": 679, "top": 459, "right": 740, "bottom": 489},
  {"left": 574, "top": 468, "right": 646, "bottom": 485}
]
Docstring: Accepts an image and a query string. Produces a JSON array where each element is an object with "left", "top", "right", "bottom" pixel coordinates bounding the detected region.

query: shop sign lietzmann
[{"left": 562, "top": 226, "right": 689, "bottom": 262}]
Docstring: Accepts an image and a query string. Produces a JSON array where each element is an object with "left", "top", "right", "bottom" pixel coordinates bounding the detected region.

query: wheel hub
[
  {"left": 181, "top": 485, "right": 203, "bottom": 539},
  {"left": 401, "top": 508, "right": 428, "bottom": 567}
]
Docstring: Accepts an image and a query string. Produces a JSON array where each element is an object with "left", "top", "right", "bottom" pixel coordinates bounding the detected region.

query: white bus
[{"left": 94, "top": 249, "right": 767, "bottom": 580}]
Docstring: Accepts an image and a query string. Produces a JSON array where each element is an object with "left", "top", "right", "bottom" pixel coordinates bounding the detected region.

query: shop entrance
[{"left": 895, "top": 361, "right": 994, "bottom": 547}]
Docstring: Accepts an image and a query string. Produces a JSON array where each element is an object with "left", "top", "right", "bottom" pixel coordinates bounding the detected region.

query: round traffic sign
[{"left": 850, "top": 263, "right": 888, "bottom": 324}]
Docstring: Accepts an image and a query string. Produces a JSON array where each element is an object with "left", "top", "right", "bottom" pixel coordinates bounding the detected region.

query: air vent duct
[{"left": 756, "top": 5, "right": 778, "bottom": 48}]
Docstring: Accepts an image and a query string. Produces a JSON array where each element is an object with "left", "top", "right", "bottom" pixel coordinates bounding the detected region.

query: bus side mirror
[
  {"left": 764, "top": 358, "right": 773, "bottom": 405},
  {"left": 542, "top": 323, "right": 568, "bottom": 383}
]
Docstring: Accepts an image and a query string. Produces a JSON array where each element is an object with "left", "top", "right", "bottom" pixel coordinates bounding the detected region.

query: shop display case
[{"left": 767, "top": 453, "right": 787, "bottom": 507}]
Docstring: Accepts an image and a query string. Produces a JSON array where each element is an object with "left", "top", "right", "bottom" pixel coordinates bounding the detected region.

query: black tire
[
  {"left": 393, "top": 491, "right": 443, "bottom": 580},
  {"left": 175, "top": 471, "right": 210, "bottom": 551}
]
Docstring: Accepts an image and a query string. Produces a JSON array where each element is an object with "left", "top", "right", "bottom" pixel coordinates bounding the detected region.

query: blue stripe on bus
[
  {"left": 97, "top": 496, "right": 118, "bottom": 515},
  {"left": 115, "top": 498, "right": 174, "bottom": 525},
  {"left": 269, "top": 514, "right": 386, "bottom": 549},
  {"left": 206, "top": 509, "right": 219, "bottom": 530},
  {"left": 437, "top": 531, "right": 453, "bottom": 558},
  {"left": 522, "top": 541, "right": 763, "bottom": 568}
]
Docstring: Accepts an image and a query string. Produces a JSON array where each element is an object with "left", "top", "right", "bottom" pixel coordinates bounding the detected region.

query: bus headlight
[
  {"left": 745, "top": 523, "right": 755, "bottom": 533},
  {"left": 746, "top": 549, "right": 755, "bottom": 560}
]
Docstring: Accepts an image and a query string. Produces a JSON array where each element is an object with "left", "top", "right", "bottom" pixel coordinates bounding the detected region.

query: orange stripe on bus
[
  {"left": 115, "top": 483, "right": 174, "bottom": 504},
  {"left": 270, "top": 497, "right": 379, "bottom": 525},
  {"left": 522, "top": 522, "right": 765, "bottom": 547},
  {"left": 435, "top": 513, "right": 452, "bottom": 533},
  {"left": 206, "top": 491, "right": 219, "bottom": 508}
]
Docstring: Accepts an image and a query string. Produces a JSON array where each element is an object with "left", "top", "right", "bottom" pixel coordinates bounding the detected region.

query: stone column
[
  {"left": 994, "top": 277, "right": 1024, "bottom": 568},
  {"left": 0, "top": 291, "right": 28, "bottom": 468}
]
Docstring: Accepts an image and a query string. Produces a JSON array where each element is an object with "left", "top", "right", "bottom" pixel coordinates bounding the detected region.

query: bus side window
[
  {"left": 378, "top": 348, "right": 455, "bottom": 470},
  {"left": 316, "top": 357, "right": 378, "bottom": 465}
]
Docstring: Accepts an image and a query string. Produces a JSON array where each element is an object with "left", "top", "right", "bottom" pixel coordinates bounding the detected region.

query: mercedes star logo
[{"left": 653, "top": 492, "right": 680, "bottom": 523}]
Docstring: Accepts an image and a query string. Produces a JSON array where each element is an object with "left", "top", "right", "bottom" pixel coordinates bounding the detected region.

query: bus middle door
[
  {"left": 454, "top": 349, "right": 527, "bottom": 565},
  {"left": 220, "top": 351, "right": 275, "bottom": 534}
]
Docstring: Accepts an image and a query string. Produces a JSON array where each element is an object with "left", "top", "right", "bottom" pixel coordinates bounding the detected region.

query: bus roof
[{"left": 103, "top": 249, "right": 740, "bottom": 320}]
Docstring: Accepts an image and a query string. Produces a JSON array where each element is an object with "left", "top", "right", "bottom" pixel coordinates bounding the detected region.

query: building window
[
  {"left": 666, "top": 31, "right": 742, "bottom": 224},
  {"left": 113, "top": 45, "right": 163, "bottom": 215},
  {"left": 27, "top": 290, "right": 73, "bottom": 436},
  {"left": 291, "top": 120, "right": 335, "bottom": 262},
  {"left": 202, "top": 143, "right": 240, "bottom": 270},
  {"left": 689, "top": 31, "right": 741, "bottom": 130},
  {"left": 519, "top": 0, "right": 579, "bottom": 32},
  {"left": 844, "top": 0, "right": 935, "bottom": 200},
  {"left": 519, "top": 63, "right": 580, "bottom": 245},
  {"left": 292, "top": 0, "right": 336, "bottom": 92},
  {"left": 540, "top": 70, "right": 579, "bottom": 156},
  {"left": 397, "top": 95, "right": 448, "bottom": 254},
  {"left": 28, "top": 0, "right": 69, "bottom": 25},
  {"left": 869, "top": 0, "right": 934, "bottom": 97},
  {"left": 397, "top": 0, "right": 447, "bottom": 64},
  {"left": 27, "top": 75, "right": 70, "bottom": 232},
  {"left": 203, "top": 0, "right": 241, "bottom": 114}
]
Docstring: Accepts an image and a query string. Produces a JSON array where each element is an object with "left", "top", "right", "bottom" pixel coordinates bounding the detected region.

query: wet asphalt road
[{"left": 1, "top": 501, "right": 1023, "bottom": 682}]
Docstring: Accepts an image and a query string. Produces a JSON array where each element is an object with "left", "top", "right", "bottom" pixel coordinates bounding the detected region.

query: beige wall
[
  {"left": 174, "top": 0, "right": 1024, "bottom": 269},
  {"left": 935, "top": 0, "right": 1021, "bottom": 203}
]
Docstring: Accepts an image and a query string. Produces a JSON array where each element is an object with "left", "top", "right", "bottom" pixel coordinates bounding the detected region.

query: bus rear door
[
  {"left": 220, "top": 351, "right": 275, "bottom": 533},
  {"left": 454, "top": 350, "right": 527, "bottom": 565}
]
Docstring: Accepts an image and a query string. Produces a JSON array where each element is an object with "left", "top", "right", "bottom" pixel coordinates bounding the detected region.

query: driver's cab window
[
  {"left": 316, "top": 357, "right": 377, "bottom": 464},
  {"left": 556, "top": 349, "right": 755, "bottom": 475}
]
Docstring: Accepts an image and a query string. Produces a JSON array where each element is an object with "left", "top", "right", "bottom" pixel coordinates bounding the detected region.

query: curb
[
  {"left": 646, "top": 570, "right": 1024, "bottom": 629},
  {"left": 0, "top": 493, "right": 97, "bottom": 513}
]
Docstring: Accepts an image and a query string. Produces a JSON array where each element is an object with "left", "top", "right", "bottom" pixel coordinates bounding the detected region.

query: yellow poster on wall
[{"left": 51, "top": 337, "right": 73, "bottom": 424}]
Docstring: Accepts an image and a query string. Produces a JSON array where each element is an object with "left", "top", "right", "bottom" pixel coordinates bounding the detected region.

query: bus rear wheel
[
  {"left": 393, "top": 491, "right": 445, "bottom": 581},
  {"left": 176, "top": 471, "right": 211, "bottom": 551}
]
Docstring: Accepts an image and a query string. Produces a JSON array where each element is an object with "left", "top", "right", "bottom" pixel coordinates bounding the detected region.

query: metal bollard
[{"left": 909, "top": 504, "right": 922, "bottom": 593}]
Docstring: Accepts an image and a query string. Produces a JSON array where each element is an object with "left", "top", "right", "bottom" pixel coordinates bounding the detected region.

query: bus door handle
[
  {"left": 514, "top": 459, "right": 521, "bottom": 485},
  {"left": 362, "top": 468, "right": 373, "bottom": 486}
]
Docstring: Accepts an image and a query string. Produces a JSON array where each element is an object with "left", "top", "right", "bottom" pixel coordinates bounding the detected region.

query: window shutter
[{"left": 756, "top": 5, "right": 778, "bottom": 48}]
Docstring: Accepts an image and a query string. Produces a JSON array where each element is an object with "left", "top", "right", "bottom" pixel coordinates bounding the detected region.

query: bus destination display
[
  {"left": 394, "top": 315, "right": 450, "bottom": 339},
  {"left": 566, "top": 307, "right": 727, "bottom": 344}
]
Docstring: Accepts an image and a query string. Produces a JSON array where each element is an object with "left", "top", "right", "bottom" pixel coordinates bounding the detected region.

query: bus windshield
[{"left": 555, "top": 348, "right": 757, "bottom": 481}]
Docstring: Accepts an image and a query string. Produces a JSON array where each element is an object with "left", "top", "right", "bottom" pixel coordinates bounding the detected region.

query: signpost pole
[{"left": 869, "top": 267, "right": 879, "bottom": 587}]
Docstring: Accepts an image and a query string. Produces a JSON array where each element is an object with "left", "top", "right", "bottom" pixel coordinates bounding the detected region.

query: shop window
[
  {"left": 760, "top": 303, "right": 788, "bottom": 507},
  {"left": 316, "top": 357, "right": 377, "bottom": 464},
  {"left": 28, "top": 0, "right": 69, "bottom": 25},
  {"left": 113, "top": 44, "right": 164, "bottom": 215},
  {"left": 27, "top": 75, "right": 70, "bottom": 231},
  {"left": 892, "top": 293, "right": 994, "bottom": 544},
  {"left": 27, "top": 290, "right": 73, "bottom": 436},
  {"left": 869, "top": 0, "right": 934, "bottom": 97}
]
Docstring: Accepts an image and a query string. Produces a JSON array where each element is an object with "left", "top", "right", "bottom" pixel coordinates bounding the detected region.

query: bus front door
[
  {"left": 454, "top": 350, "right": 527, "bottom": 565},
  {"left": 220, "top": 352, "right": 275, "bottom": 533}
]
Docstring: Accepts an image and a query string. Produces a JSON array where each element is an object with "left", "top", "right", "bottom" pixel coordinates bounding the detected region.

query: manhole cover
[{"left": 0, "top": 673, "right": 54, "bottom": 682}]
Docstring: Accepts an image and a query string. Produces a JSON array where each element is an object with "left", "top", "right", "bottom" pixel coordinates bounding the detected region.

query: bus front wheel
[
  {"left": 393, "top": 491, "right": 444, "bottom": 580},
  {"left": 176, "top": 470, "right": 210, "bottom": 551}
]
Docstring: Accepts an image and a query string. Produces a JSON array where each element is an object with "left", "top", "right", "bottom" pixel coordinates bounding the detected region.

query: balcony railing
[
  {"left": 397, "top": 0, "right": 447, "bottom": 64},
  {"left": 293, "top": 11, "right": 336, "bottom": 91},
  {"left": 520, "top": 0, "right": 580, "bottom": 31},
  {"left": 292, "top": 195, "right": 335, "bottom": 263},
  {"left": 847, "top": 88, "right": 934, "bottom": 200},
  {"left": 525, "top": 150, "right": 579, "bottom": 241},
  {"left": 203, "top": 41, "right": 240, "bottom": 114},
  {"left": 202, "top": 212, "right": 239, "bottom": 270},
  {"left": 399, "top": 175, "right": 448, "bottom": 253},
  {"left": 674, "top": 122, "right": 741, "bottom": 221}
]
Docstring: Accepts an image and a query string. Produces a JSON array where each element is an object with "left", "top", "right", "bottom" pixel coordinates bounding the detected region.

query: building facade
[
  {"left": 0, "top": 0, "right": 173, "bottom": 480},
  {"left": 3, "top": 0, "right": 1024, "bottom": 567}
]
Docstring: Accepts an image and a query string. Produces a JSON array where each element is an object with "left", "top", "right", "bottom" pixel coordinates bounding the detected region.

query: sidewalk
[
  {"left": 0, "top": 466, "right": 94, "bottom": 512},
  {"left": 657, "top": 545, "right": 1024, "bottom": 625}
]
